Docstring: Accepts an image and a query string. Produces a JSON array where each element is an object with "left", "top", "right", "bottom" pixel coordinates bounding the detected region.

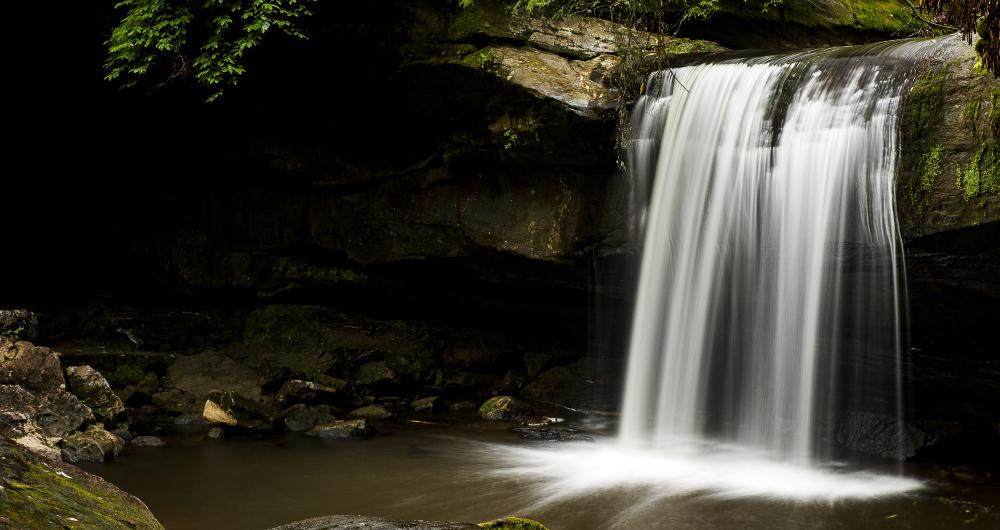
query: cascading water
[
  {"left": 620, "top": 42, "right": 933, "bottom": 463},
  {"left": 483, "top": 40, "right": 956, "bottom": 505}
]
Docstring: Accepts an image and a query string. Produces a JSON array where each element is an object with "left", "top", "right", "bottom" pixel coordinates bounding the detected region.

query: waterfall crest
[{"left": 619, "top": 42, "right": 937, "bottom": 463}]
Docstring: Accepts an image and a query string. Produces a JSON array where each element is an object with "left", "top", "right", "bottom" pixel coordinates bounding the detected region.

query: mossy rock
[
  {"left": 479, "top": 516, "right": 550, "bottom": 530},
  {"left": 0, "top": 436, "right": 164, "bottom": 529},
  {"left": 478, "top": 396, "right": 533, "bottom": 421}
]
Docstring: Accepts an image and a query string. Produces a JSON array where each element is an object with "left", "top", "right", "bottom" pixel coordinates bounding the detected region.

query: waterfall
[{"left": 619, "top": 42, "right": 937, "bottom": 463}]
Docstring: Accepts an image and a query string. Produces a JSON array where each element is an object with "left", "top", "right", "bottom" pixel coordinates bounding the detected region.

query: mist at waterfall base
[{"left": 482, "top": 40, "right": 952, "bottom": 506}]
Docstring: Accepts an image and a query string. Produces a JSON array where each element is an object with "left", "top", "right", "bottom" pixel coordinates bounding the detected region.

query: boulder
[
  {"left": 0, "top": 309, "right": 38, "bottom": 341},
  {"left": 60, "top": 426, "right": 125, "bottom": 463},
  {"left": 355, "top": 361, "right": 397, "bottom": 386},
  {"left": 164, "top": 350, "right": 262, "bottom": 402},
  {"left": 242, "top": 305, "right": 346, "bottom": 377},
  {"left": 0, "top": 384, "right": 93, "bottom": 459},
  {"left": 0, "top": 435, "right": 164, "bottom": 529},
  {"left": 0, "top": 338, "right": 65, "bottom": 394},
  {"left": 350, "top": 405, "right": 393, "bottom": 420},
  {"left": 478, "top": 396, "right": 533, "bottom": 421},
  {"left": 65, "top": 365, "right": 125, "bottom": 421},
  {"left": 201, "top": 391, "right": 278, "bottom": 431},
  {"left": 283, "top": 404, "right": 337, "bottom": 432},
  {"left": 305, "top": 419, "right": 374, "bottom": 439}
]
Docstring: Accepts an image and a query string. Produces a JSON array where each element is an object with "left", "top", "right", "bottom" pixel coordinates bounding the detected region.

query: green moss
[
  {"left": 842, "top": 0, "right": 923, "bottom": 33},
  {"left": 956, "top": 142, "right": 1000, "bottom": 200},
  {"left": 103, "top": 364, "right": 145, "bottom": 387},
  {"left": 902, "top": 72, "right": 946, "bottom": 140},
  {"left": 965, "top": 97, "right": 982, "bottom": 132},
  {"left": 908, "top": 145, "right": 942, "bottom": 216},
  {"left": 479, "top": 516, "right": 551, "bottom": 530},
  {"left": 0, "top": 441, "right": 163, "bottom": 529},
  {"left": 989, "top": 88, "right": 1000, "bottom": 139}
]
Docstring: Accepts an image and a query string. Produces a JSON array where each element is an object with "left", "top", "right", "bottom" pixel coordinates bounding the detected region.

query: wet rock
[
  {"left": 313, "top": 374, "right": 349, "bottom": 389},
  {"left": 520, "top": 359, "right": 617, "bottom": 410},
  {"left": 284, "top": 404, "right": 337, "bottom": 431},
  {"left": 836, "top": 412, "right": 931, "bottom": 460},
  {"left": 60, "top": 426, "right": 125, "bottom": 463},
  {"left": 523, "top": 350, "right": 580, "bottom": 378},
  {"left": 305, "top": 419, "right": 374, "bottom": 439},
  {"left": 268, "top": 515, "right": 477, "bottom": 530},
  {"left": 109, "top": 427, "right": 133, "bottom": 441},
  {"left": 165, "top": 350, "right": 262, "bottom": 402},
  {"left": 497, "top": 369, "right": 528, "bottom": 394},
  {"left": 0, "top": 337, "right": 65, "bottom": 394},
  {"left": 33, "top": 390, "right": 94, "bottom": 439},
  {"left": 0, "top": 309, "right": 38, "bottom": 341},
  {"left": 478, "top": 396, "right": 533, "bottom": 421},
  {"left": 449, "top": 400, "right": 478, "bottom": 411},
  {"left": 0, "top": 435, "right": 164, "bottom": 529},
  {"left": 130, "top": 435, "right": 166, "bottom": 448},
  {"left": 443, "top": 371, "right": 495, "bottom": 389},
  {"left": 207, "top": 426, "right": 225, "bottom": 439},
  {"left": 152, "top": 388, "right": 198, "bottom": 413},
  {"left": 513, "top": 426, "right": 594, "bottom": 442},
  {"left": 276, "top": 379, "right": 343, "bottom": 404},
  {"left": 202, "top": 391, "right": 278, "bottom": 431},
  {"left": 350, "top": 404, "right": 393, "bottom": 420},
  {"left": 65, "top": 365, "right": 125, "bottom": 421},
  {"left": 411, "top": 396, "right": 440, "bottom": 413}
]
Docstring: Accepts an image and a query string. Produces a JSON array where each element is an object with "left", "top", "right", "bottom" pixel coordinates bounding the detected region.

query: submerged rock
[
  {"left": 411, "top": 396, "right": 441, "bottom": 413},
  {"left": 478, "top": 396, "right": 533, "bottom": 421},
  {"left": 60, "top": 426, "right": 125, "bottom": 463},
  {"left": 283, "top": 404, "right": 337, "bottom": 431},
  {"left": 130, "top": 435, "right": 166, "bottom": 448},
  {"left": 350, "top": 404, "right": 393, "bottom": 420},
  {"left": 305, "top": 419, "right": 374, "bottom": 439},
  {"left": 513, "top": 426, "right": 594, "bottom": 442},
  {"left": 0, "top": 435, "right": 164, "bottom": 529},
  {"left": 207, "top": 426, "right": 225, "bottom": 439},
  {"left": 836, "top": 412, "right": 931, "bottom": 460},
  {"left": 65, "top": 365, "right": 125, "bottom": 421},
  {"left": 268, "top": 515, "right": 478, "bottom": 529}
]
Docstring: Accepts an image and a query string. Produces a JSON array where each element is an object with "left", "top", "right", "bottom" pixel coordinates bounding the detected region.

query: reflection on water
[{"left": 82, "top": 421, "right": 1000, "bottom": 530}]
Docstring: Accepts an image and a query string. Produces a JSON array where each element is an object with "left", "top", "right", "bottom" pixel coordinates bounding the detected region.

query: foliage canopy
[{"left": 105, "top": 0, "right": 315, "bottom": 101}]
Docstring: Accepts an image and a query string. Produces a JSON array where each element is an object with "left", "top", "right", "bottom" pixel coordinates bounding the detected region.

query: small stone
[
  {"left": 201, "top": 391, "right": 278, "bottom": 431},
  {"left": 130, "top": 435, "right": 166, "bottom": 448},
  {"left": 411, "top": 396, "right": 441, "bottom": 413},
  {"left": 350, "top": 404, "right": 392, "bottom": 420},
  {"left": 203, "top": 399, "right": 238, "bottom": 426},
  {"left": 276, "top": 379, "right": 341, "bottom": 404},
  {"left": 207, "top": 427, "right": 225, "bottom": 439},
  {"left": 478, "top": 396, "right": 533, "bottom": 421},
  {"left": 306, "top": 419, "right": 374, "bottom": 439}
]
